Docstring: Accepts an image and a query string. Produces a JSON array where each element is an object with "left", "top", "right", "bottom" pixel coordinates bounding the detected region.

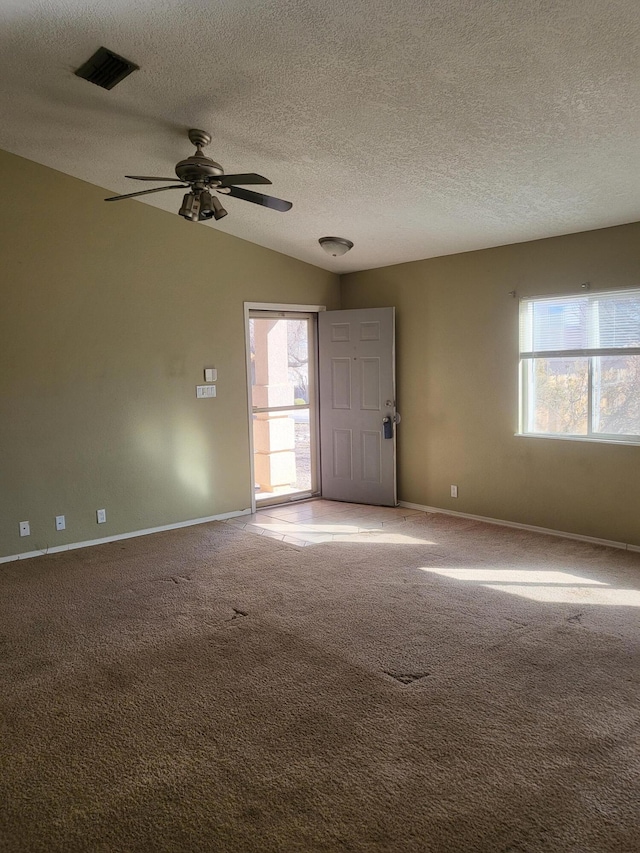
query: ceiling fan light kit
[
  {"left": 319, "top": 236, "right": 354, "bottom": 257},
  {"left": 105, "top": 129, "right": 291, "bottom": 223},
  {"left": 195, "top": 190, "right": 228, "bottom": 221},
  {"left": 178, "top": 192, "right": 200, "bottom": 221},
  {"left": 210, "top": 197, "right": 228, "bottom": 221}
]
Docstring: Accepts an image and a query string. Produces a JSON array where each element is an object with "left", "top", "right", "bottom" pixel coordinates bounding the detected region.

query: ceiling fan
[{"left": 104, "top": 128, "right": 292, "bottom": 222}]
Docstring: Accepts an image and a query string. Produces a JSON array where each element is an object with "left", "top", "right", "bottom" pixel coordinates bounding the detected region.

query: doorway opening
[{"left": 246, "top": 308, "right": 320, "bottom": 508}]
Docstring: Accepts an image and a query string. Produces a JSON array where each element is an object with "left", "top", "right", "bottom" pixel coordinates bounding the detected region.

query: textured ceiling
[{"left": 0, "top": 0, "right": 638, "bottom": 272}]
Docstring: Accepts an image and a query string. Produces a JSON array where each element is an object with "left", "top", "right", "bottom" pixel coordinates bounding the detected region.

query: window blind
[{"left": 520, "top": 289, "right": 640, "bottom": 356}]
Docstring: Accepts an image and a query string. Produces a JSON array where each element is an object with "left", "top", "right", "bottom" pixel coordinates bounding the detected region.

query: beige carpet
[{"left": 1, "top": 512, "right": 639, "bottom": 852}]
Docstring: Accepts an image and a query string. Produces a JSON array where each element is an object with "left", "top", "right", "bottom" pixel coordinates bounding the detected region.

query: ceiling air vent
[{"left": 75, "top": 47, "right": 139, "bottom": 90}]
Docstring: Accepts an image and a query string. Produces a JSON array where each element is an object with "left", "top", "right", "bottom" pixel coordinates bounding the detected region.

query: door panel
[
  {"left": 331, "top": 359, "right": 351, "bottom": 409},
  {"left": 361, "top": 358, "right": 381, "bottom": 409},
  {"left": 319, "top": 307, "right": 397, "bottom": 506},
  {"left": 361, "top": 431, "right": 382, "bottom": 483},
  {"left": 332, "top": 429, "right": 353, "bottom": 479}
]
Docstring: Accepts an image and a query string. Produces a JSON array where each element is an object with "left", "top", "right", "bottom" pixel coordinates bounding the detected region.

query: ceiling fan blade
[
  {"left": 104, "top": 185, "right": 188, "bottom": 202},
  {"left": 225, "top": 186, "right": 292, "bottom": 212},
  {"left": 214, "top": 173, "right": 272, "bottom": 188},
  {"left": 125, "top": 175, "right": 183, "bottom": 182}
]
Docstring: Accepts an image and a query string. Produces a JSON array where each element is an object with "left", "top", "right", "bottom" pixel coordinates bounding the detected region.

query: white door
[{"left": 318, "top": 307, "right": 398, "bottom": 506}]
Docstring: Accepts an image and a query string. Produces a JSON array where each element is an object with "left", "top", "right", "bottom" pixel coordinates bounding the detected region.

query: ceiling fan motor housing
[{"left": 175, "top": 153, "right": 224, "bottom": 183}]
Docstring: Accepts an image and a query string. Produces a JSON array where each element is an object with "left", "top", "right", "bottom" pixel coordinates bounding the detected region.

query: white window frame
[{"left": 518, "top": 288, "right": 640, "bottom": 445}]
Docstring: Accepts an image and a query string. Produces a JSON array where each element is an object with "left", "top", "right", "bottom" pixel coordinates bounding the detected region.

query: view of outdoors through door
[{"left": 249, "top": 312, "right": 318, "bottom": 504}]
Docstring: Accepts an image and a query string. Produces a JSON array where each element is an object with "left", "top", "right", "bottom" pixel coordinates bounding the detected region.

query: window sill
[{"left": 514, "top": 433, "right": 640, "bottom": 447}]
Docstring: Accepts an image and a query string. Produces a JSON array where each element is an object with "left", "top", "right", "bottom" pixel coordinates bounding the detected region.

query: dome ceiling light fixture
[{"left": 319, "top": 236, "right": 354, "bottom": 257}]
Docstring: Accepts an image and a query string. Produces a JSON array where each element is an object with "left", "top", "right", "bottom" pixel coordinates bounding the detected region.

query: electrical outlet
[
  {"left": 19, "top": 521, "right": 30, "bottom": 537},
  {"left": 55, "top": 515, "right": 66, "bottom": 531},
  {"left": 450, "top": 485, "right": 458, "bottom": 498},
  {"left": 96, "top": 508, "right": 107, "bottom": 524}
]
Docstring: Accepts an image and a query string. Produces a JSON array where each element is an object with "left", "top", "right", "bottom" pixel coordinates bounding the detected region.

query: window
[{"left": 519, "top": 288, "right": 640, "bottom": 442}]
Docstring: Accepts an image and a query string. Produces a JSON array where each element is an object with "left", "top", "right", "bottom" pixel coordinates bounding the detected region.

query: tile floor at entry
[{"left": 224, "top": 499, "right": 425, "bottom": 546}]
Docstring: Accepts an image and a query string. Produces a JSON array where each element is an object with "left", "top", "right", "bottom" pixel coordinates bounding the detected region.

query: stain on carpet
[
  {"left": 384, "top": 671, "right": 430, "bottom": 685},
  {"left": 231, "top": 608, "right": 249, "bottom": 619}
]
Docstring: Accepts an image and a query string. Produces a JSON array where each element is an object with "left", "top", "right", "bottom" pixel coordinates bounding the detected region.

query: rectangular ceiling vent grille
[{"left": 75, "top": 47, "right": 139, "bottom": 90}]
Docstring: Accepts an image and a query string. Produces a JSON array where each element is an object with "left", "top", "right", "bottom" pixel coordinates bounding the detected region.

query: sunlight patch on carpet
[
  {"left": 423, "top": 568, "right": 606, "bottom": 585},
  {"left": 420, "top": 567, "right": 640, "bottom": 606}
]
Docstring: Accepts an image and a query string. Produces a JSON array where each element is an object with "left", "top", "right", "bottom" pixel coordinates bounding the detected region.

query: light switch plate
[
  {"left": 196, "top": 385, "right": 217, "bottom": 398},
  {"left": 204, "top": 368, "right": 217, "bottom": 382}
]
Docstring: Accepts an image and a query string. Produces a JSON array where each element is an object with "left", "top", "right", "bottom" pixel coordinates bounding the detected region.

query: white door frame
[{"left": 244, "top": 302, "right": 326, "bottom": 513}]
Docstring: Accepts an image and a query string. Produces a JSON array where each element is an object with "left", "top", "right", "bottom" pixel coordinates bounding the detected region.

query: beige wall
[
  {"left": 2, "top": 147, "right": 638, "bottom": 558},
  {"left": 0, "top": 150, "right": 339, "bottom": 559},
  {"left": 341, "top": 223, "right": 640, "bottom": 547}
]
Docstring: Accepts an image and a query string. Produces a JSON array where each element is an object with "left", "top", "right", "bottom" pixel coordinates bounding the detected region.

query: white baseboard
[
  {"left": 4, "top": 503, "right": 638, "bottom": 563},
  {"left": 399, "top": 501, "right": 638, "bottom": 552},
  {"left": 0, "top": 508, "right": 252, "bottom": 565}
]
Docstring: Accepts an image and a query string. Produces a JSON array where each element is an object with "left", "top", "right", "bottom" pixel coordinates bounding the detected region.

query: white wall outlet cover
[
  {"left": 55, "top": 515, "right": 66, "bottom": 531},
  {"left": 96, "top": 509, "right": 107, "bottom": 523},
  {"left": 19, "top": 521, "right": 30, "bottom": 536},
  {"left": 196, "top": 385, "right": 217, "bottom": 398},
  {"left": 204, "top": 368, "right": 217, "bottom": 382},
  {"left": 450, "top": 485, "right": 458, "bottom": 498}
]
